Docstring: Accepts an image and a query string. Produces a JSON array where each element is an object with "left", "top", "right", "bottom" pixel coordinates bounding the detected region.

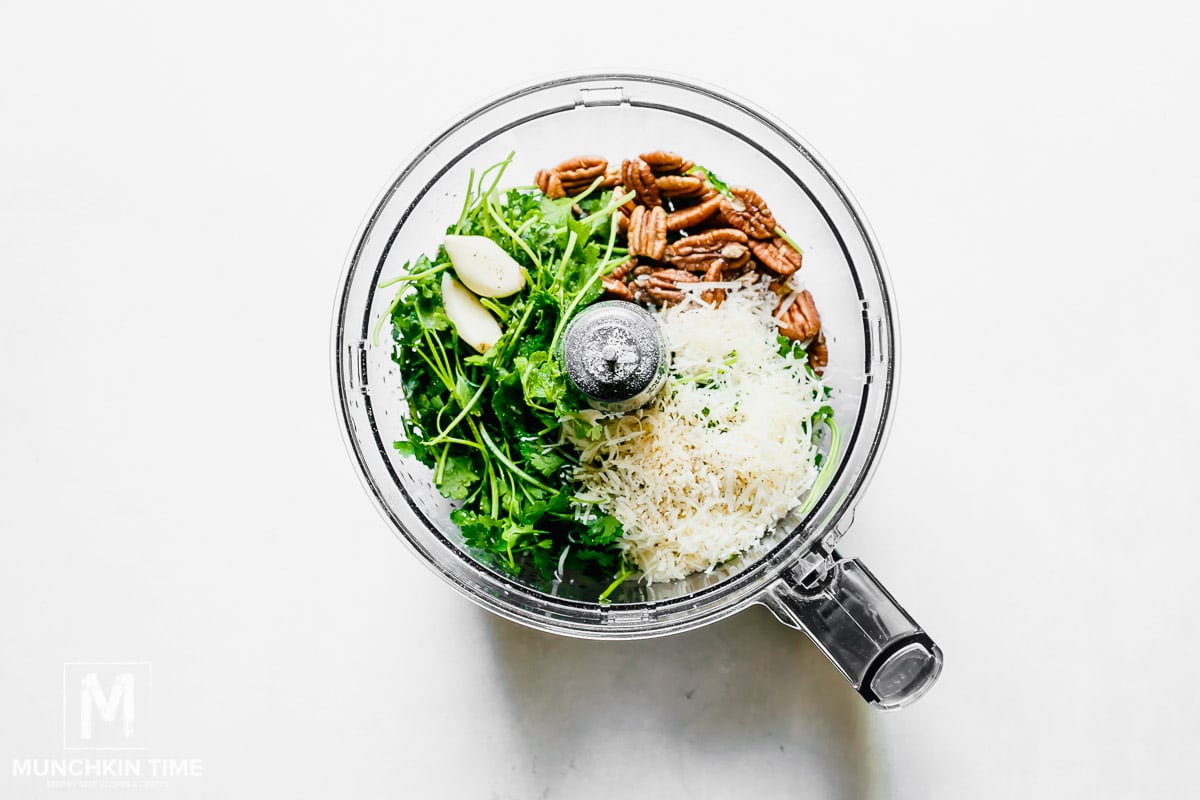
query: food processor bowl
[{"left": 331, "top": 73, "right": 942, "bottom": 708}]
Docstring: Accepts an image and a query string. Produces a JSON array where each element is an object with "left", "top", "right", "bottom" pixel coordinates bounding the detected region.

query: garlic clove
[
  {"left": 441, "top": 273, "right": 503, "bottom": 353},
  {"left": 443, "top": 234, "right": 526, "bottom": 298}
]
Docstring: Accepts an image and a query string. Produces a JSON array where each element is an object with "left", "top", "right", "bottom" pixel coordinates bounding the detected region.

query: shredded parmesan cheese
[{"left": 567, "top": 277, "right": 827, "bottom": 583}]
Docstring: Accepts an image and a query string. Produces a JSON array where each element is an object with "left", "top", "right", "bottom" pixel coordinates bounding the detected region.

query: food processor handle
[{"left": 762, "top": 555, "right": 943, "bottom": 709}]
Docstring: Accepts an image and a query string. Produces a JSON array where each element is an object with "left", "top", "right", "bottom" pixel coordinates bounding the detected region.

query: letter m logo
[{"left": 63, "top": 663, "right": 151, "bottom": 750}]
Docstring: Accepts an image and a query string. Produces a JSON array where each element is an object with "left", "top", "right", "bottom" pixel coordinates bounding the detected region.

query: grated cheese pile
[{"left": 567, "top": 277, "right": 828, "bottom": 583}]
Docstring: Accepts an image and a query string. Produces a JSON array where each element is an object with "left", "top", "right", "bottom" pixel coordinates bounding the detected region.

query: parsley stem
[
  {"left": 598, "top": 561, "right": 634, "bottom": 603},
  {"left": 550, "top": 212, "right": 620, "bottom": 354},
  {"left": 410, "top": 317, "right": 455, "bottom": 393},
  {"left": 496, "top": 305, "right": 535, "bottom": 367},
  {"left": 773, "top": 226, "right": 805, "bottom": 256},
  {"left": 478, "top": 296, "right": 510, "bottom": 322},
  {"left": 554, "top": 230, "right": 579, "bottom": 306},
  {"left": 379, "top": 261, "right": 451, "bottom": 288},
  {"left": 469, "top": 154, "right": 514, "bottom": 239},
  {"left": 479, "top": 151, "right": 513, "bottom": 199},
  {"left": 567, "top": 175, "right": 605, "bottom": 204},
  {"left": 372, "top": 286, "right": 406, "bottom": 348},
  {"left": 796, "top": 418, "right": 841, "bottom": 517},
  {"left": 502, "top": 467, "right": 517, "bottom": 508},
  {"left": 484, "top": 451, "right": 500, "bottom": 518},
  {"left": 454, "top": 168, "right": 476, "bottom": 234},
  {"left": 424, "top": 325, "right": 456, "bottom": 388},
  {"left": 433, "top": 435, "right": 485, "bottom": 451},
  {"left": 477, "top": 426, "right": 556, "bottom": 493},
  {"left": 484, "top": 189, "right": 541, "bottom": 269},
  {"left": 435, "top": 443, "right": 450, "bottom": 484},
  {"left": 514, "top": 217, "right": 538, "bottom": 238},
  {"left": 577, "top": 190, "right": 636, "bottom": 226},
  {"left": 413, "top": 346, "right": 452, "bottom": 393},
  {"left": 426, "top": 376, "right": 491, "bottom": 446},
  {"left": 494, "top": 252, "right": 553, "bottom": 364},
  {"left": 456, "top": 417, "right": 499, "bottom": 518}
]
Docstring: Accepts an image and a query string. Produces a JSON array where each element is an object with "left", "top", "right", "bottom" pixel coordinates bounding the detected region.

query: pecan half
[
  {"left": 555, "top": 156, "right": 607, "bottom": 192},
  {"left": 749, "top": 237, "right": 802, "bottom": 276},
  {"left": 628, "top": 205, "right": 667, "bottom": 260},
  {"left": 647, "top": 267, "right": 700, "bottom": 285},
  {"left": 641, "top": 285, "right": 685, "bottom": 306},
  {"left": 535, "top": 169, "right": 565, "bottom": 199},
  {"left": 723, "top": 262, "right": 756, "bottom": 281},
  {"left": 720, "top": 186, "right": 777, "bottom": 239},
  {"left": 621, "top": 158, "right": 661, "bottom": 206},
  {"left": 602, "top": 259, "right": 638, "bottom": 301},
  {"left": 666, "top": 193, "right": 723, "bottom": 232},
  {"left": 597, "top": 170, "right": 621, "bottom": 189},
  {"left": 664, "top": 228, "right": 750, "bottom": 273},
  {"left": 775, "top": 290, "right": 821, "bottom": 342},
  {"left": 808, "top": 331, "right": 828, "bottom": 375},
  {"left": 609, "top": 258, "right": 636, "bottom": 281},
  {"left": 602, "top": 276, "right": 634, "bottom": 301},
  {"left": 639, "top": 151, "right": 694, "bottom": 176},
  {"left": 700, "top": 261, "right": 727, "bottom": 306},
  {"left": 633, "top": 268, "right": 698, "bottom": 307},
  {"left": 612, "top": 184, "right": 636, "bottom": 214},
  {"left": 656, "top": 174, "right": 707, "bottom": 199}
]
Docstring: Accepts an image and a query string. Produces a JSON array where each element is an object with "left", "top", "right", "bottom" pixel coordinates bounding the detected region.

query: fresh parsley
[{"left": 378, "top": 154, "right": 631, "bottom": 586}]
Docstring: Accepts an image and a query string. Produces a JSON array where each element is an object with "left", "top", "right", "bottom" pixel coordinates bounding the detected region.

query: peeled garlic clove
[
  {"left": 441, "top": 273, "right": 503, "bottom": 353},
  {"left": 443, "top": 234, "right": 526, "bottom": 298}
]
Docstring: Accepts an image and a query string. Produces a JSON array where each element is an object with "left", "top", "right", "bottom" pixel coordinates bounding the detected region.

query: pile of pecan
[{"left": 534, "top": 151, "right": 827, "bottom": 374}]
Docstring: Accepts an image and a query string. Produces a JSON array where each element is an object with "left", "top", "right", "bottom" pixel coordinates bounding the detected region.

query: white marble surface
[{"left": 2, "top": 2, "right": 1199, "bottom": 797}]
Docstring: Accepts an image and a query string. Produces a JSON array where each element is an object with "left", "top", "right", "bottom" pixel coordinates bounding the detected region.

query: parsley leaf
[
  {"left": 583, "top": 514, "right": 624, "bottom": 546},
  {"left": 439, "top": 455, "right": 480, "bottom": 501}
]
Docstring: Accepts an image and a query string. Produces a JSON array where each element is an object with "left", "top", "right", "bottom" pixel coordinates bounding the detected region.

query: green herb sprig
[{"left": 378, "top": 155, "right": 632, "bottom": 586}]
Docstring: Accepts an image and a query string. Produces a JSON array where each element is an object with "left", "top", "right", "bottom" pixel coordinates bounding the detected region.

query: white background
[{"left": 3, "top": 2, "right": 1198, "bottom": 798}]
